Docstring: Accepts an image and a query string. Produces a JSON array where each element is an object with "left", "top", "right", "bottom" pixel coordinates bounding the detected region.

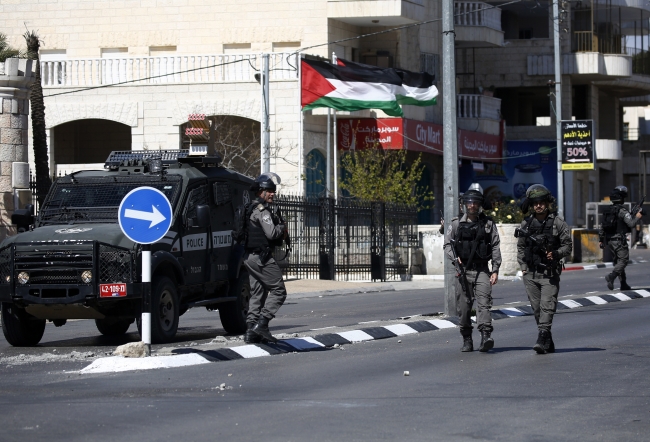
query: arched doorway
[
  {"left": 53, "top": 119, "right": 131, "bottom": 164},
  {"left": 306, "top": 149, "right": 326, "bottom": 197},
  {"left": 180, "top": 115, "right": 260, "bottom": 178}
]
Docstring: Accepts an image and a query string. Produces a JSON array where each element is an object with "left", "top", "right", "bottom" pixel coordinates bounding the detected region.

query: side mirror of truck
[
  {"left": 11, "top": 204, "right": 35, "bottom": 232},
  {"left": 195, "top": 204, "right": 211, "bottom": 229}
]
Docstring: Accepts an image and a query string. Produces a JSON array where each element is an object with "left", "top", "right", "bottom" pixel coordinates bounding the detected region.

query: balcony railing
[
  {"left": 40, "top": 52, "right": 299, "bottom": 87},
  {"left": 454, "top": 1, "right": 501, "bottom": 31},
  {"left": 627, "top": 47, "right": 650, "bottom": 76},
  {"left": 457, "top": 94, "right": 501, "bottom": 120},
  {"left": 572, "top": 31, "right": 624, "bottom": 54}
]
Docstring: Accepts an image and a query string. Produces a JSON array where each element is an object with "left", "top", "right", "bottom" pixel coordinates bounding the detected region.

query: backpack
[
  {"left": 601, "top": 206, "right": 620, "bottom": 235},
  {"left": 231, "top": 203, "right": 251, "bottom": 245}
]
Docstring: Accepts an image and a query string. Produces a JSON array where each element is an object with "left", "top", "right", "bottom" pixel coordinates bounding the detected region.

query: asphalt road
[{"left": 1, "top": 281, "right": 650, "bottom": 441}]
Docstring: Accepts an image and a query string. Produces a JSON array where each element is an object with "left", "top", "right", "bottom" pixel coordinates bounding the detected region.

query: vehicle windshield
[{"left": 38, "top": 175, "right": 182, "bottom": 225}]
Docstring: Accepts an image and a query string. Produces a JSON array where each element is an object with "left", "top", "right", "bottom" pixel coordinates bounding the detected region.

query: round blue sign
[{"left": 118, "top": 186, "right": 173, "bottom": 244}]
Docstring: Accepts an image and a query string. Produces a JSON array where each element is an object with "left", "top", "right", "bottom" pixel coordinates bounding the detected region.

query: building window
[
  {"left": 223, "top": 43, "right": 251, "bottom": 54},
  {"left": 101, "top": 48, "right": 128, "bottom": 58},
  {"left": 149, "top": 46, "right": 177, "bottom": 56},
  {"left": 272, "top": 42, "right": 301, "bottom": 52}
]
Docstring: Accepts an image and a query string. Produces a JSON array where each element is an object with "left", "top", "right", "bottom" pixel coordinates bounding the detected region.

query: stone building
[{"left": 0, "top": 58, "right": 34, "bottom": 241}]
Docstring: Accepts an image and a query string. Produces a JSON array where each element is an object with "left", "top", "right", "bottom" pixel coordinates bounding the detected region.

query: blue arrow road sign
[{"left": 118, "top": 187, "right": 173, "bottom": 244}]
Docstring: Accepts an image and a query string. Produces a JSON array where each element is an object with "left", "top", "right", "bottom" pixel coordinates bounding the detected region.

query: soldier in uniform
[
  {"left": 599, "top": 186, "right": 643, "bottom": 290},
  {"left": 516, "top": 184, "right": 572, "bottom": 354},
  {"left": 444, "top": 188, "right": 502, "bottom": 352},
  {"left": 243, "top": 173, "right": 288, "bottom": 344}
]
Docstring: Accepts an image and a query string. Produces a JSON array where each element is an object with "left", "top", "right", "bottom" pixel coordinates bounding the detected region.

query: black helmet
[
  {"left": 462, "top": 189, "right": 484, "bottom": 214},
  {"left": 525, "top": 184, "right": 552, "bottom": 203},
  {"left": 611, "top": 185, "right": 628, "bottom": 202},
  {"left": 251, "top": 172, "right": 281, "bottom": 193}
]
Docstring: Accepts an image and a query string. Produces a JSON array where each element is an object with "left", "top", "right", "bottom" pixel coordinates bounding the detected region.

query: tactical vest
[
  {"left": 453, "top": 218, "right": 492, "bottom": 265},
  {"left": 522, "top": 215, "right": 561, "bottom": 269},
  {"left": 602, "top": 205, "right": 630, "bottom": 236},
  {"left": 246, "top": 202, "right": 270, "bottom": 251}
]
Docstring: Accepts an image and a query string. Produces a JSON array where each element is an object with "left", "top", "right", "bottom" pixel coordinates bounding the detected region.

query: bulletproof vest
[
  {"left": 523, "top": 215, "right": 561, "bottom": 268},
  {"left": 246, "top": 201, "right": 270, "bottom": 251},
  {"left": 602, "top": 205, "right": 629, "bottom": 236},
  {"left": 453, "top": 218, "right": 492, "bottom": 265}
]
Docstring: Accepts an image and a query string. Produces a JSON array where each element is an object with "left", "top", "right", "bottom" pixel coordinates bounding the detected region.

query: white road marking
[
  {"left": 383, "top": 324, "right": 418, "bottom": 336},
  {"left": 636, "top": 290, "right": 650, "bottom": 298},
  {"left": 586, "top": 296, "right": 608, "bottom": 305},
  {"left": 559, "top": 299, "right": 583, "bottom": 309},
  {"left": 610, "top": 293, "right": 632, "bottom": 301},
  {"left": 283, "top": 337, "right": 325, "bottom": 351},
  {"left": 500, "top": 308, "right": 527, "bottom": 316},
  {"left": 337, "top": 330, "right": 374, "bottom": 342},
  {"left": 80, "top": 354, "right": 209, "bottom": 374},
  {"left": 231, "top": 345, "right": 271, "bottom": 358},
  {"left": 427, "top": 319, "right": 457, "bottom": 329}
]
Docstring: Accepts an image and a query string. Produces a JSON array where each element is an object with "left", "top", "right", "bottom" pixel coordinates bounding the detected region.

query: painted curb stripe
[
  {"left": 637, "top": 289, "right": 650, "bottom": 297},
  {"left": 312, "top": 333, "right": 351, "bottom": 347},
  {"left": 574, "top": 298, "right": 597, "bottom": 306},
  {"left": 337, "top": 330, "right": 374, "bottom": 342},
  {"left": 80, "top": 354, "right": 211, "bottom": 374},
  {"left": 610, "top": 293, "right": 632, "bottom": 301},
  {"left": 283, "top": 337, "right": 326, "bottom": 351},
  {"left": 490, "top": 311, "right": 511, "bottom": 320},
  {"left": 360, "top": 327, "right": 399, "bottom": 340},
  {"left": 231, "top": 345, "right": 271, "bottom": 358},
  {"left": 499, "top": 307, "right": 527, "bottom": 316},
  {"left": 599, "top": 294, "right": 622, "bottom": 303},
  {"left": 407, "top": 321, "right": 440, "bottom": 332},
  {"left": 428, "top": 319, "right": 457, "bottom": 329},
  {"left": 559, "top": 299, "right": 583, "bottom": 309},
  {"left": 585, "top": 296, "right": 609, "bottom": 305},
  {"left": 383, "top": 324, "right": 419, "bottom": 336}
]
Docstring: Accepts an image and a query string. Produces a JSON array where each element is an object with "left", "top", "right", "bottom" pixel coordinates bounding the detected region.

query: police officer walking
[
  {"left": 243, "top": 173, "right": 288, "bottom": 344},
  {"left": 444, "top": 188, "right": 502, "bottom": 352},
  {"left": 599, "top": 186, "right": 643, "bottom": 291},
  {"left": 516, "top": 184, "right": 572, "bottom": 354}
]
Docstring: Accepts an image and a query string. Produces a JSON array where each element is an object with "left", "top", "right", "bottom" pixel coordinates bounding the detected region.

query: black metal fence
[{"left": 273, "top": 196, "right": 418, "bottom": 281}]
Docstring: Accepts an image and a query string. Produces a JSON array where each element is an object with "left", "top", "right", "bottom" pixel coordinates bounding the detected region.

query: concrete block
[
  {"left": 12, "top": 162, "right": 29, "bottom": 188},
  {"left": 0, "top": 145, "right": 16, "bottom": 162}
]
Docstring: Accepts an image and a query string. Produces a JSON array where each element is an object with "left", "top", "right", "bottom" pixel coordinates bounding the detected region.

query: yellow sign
[{"left": 561, "top": 163, "right": 594, "bottom": 170}]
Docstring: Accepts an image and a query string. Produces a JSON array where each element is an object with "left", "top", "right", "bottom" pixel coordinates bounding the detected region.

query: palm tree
[
  {"left": 23, "top": 30, "right": 51, "bottom": 206},
  {"left": 0, "top": 33, "right": 23, "bottom": 62}
]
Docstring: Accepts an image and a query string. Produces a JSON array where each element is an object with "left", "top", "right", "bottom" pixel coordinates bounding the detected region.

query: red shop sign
[
  {"left": 404, "top": 119, "right": 443, "bottom": 154},
  {"left": 458, "top": 128, "right": 502, "bottom": 163},
  {"left": 337, "top": 118, "right": 404, "bottom": 150}
]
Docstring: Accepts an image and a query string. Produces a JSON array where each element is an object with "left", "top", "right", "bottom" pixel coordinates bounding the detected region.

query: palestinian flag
[{"left": 301, "top": 58, "right": 438, "bottom": 117}]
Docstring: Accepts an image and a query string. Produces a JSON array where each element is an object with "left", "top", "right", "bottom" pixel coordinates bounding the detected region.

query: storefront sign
[
  {"left": 457, "top": 129, "right": 502, "bottom": 163},
  {"left": 561, "top": 119, "right": 594, "bottom": 170},
  {"left": 337, "top": 118, "right": 403, "bottom": 150},
  {"left": 404, "top": 120, "right": 443, "bottom": 154}
]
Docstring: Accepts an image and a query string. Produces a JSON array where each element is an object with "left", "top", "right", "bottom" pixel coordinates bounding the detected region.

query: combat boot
[
  {"left": 620, "top": 281, "right": 632, "bottom": 291},
  {"left": 533, "top": 330, "right": 549, "bottom": 354},
  {"left": 244, "top": 323, "right": 261, "bottom": 344},
  {"left": 461, "top": 335, "right": 473, "bottom": 352},
  {"left": 605, "top": 273, "right": 615, "bottom": 291},
  {"left": 478, "top": 330, "right": 494, "bottom": 352},
  {"left": 544, "top": 331, "right": 555, "bottom": 353},
  {"left": 251, "top": 316, "right": 278, "bottom": 343}
]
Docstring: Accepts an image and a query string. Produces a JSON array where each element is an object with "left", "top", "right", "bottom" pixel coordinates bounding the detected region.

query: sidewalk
[{"left": 285, "top": 278, "right": 443, "bottom": 299}]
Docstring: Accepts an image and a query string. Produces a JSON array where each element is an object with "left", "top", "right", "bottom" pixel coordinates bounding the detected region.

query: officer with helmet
[
  {"left": 444, "top": 186, "right": 502, "bottom": 352},
  {"left": 516, "top": 184, "right": 572, "bottom": 354},
  {"left": 599, "top": 185, "right": 642, "bottom": 291},
  {"left": 243, "top": 172, "right": 288, "bottom": 343}
]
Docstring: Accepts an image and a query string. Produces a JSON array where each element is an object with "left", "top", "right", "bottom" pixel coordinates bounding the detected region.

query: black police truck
[{"left": 0, "top": 149, "right": 254, "bottom": 346}]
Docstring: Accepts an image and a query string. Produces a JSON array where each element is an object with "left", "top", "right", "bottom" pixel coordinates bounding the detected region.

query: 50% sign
[{"left": 561, "top": 120, "right": 595, "bottom": 170}]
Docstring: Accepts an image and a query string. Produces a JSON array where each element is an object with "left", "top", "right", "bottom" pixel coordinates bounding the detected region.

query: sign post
[
  {"left": 118, "top": 187, "right": 173, "bottom": 356},
  {"left": 561, "top": 120, "right": 595, "bottom": 171}
]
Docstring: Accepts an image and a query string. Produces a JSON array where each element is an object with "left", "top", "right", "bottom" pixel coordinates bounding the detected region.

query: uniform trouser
[
  {"left": 607, "top": 238, "right": 629, "bottom": 281},
  {"left": 244, "top": 253, "right": 287, "bottom": 325},
  {"left": 523, "top": 271, "right": 560, "bottom": 332},
  {"left": 455, "top": 268, "right": 492, "bottom": 336}
]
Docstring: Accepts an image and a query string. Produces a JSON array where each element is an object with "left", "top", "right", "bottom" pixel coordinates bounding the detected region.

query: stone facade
[{"left": 0, "top": 58, "right": 35, "bottom": 241}]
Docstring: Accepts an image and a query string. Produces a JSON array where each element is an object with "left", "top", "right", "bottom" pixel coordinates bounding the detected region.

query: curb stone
[{"left": 79, "top": 289, "right": 650, "bottom": 373}]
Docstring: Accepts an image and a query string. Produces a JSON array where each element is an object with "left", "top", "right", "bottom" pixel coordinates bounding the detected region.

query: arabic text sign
[
  {"left": 561, "top": 119, "right": 594, "bottom": 170},
  {"left": 337, "top": 118, "right": 404, "bottom": 150},
  {"left": 118, "top": 186, "right": 173, "bottom": 244}
]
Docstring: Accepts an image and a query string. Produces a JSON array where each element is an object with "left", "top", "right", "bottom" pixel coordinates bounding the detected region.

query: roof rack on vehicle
[{"left": 104, "top": 150, "right": 190, "bottom": 169}]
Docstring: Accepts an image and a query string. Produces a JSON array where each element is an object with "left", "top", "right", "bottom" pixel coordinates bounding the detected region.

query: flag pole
[
  {"left": 298, "top": 53, "right": 304, "bottom": 196},
  {"left": 332, "top": 52, "right": 338, "bottom": 202}
]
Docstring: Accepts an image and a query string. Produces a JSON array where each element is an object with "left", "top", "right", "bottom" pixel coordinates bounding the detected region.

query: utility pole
[
  {"left": 442, "top": 0, "right": 459, "bottom": 317},
  {"left": 553, "top": 0, "right": 564, "bottom": 217},
  {"left": 261, "top": 53, "right": 270, "bottom": 174}
]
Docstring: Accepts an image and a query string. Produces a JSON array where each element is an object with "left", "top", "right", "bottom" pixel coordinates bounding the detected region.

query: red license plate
[{"left": 100, "top": 283, "right": 127, "bottom": 298}]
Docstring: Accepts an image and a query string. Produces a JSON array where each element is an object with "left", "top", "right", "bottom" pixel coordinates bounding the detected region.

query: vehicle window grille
[
  {"left": 0, "top": 246, "right": 11, "bottom": 284},
  {"left": 183, "top": 185, "right": 209, "bottom": 226},
  {"left": 213, "top": 182, "right": 232, "bottom": 206},
  {"left": 99, "top": 244, "right": 135, "bottom": 283},
  {"left": 38, "top": 175, "right": 182, "bottom": 224}
]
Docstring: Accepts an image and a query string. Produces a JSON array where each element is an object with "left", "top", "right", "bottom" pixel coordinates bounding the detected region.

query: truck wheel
[
  {"left": 1, "top": 303, "right": 46, "bottom": 347},
  {"left": 95, "top": 318, "right": 133, "bottom": 336},
  {"left": 219, "top": 271, "right": 249, "bottom": 334},
  {"left": 138, "top": 276, "right": 179, "bottom": 343}
]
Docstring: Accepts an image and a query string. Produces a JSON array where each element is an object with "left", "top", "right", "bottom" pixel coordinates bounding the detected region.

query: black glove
[{"left": 551, "top": 250, "right": 561, "bottom": 261}]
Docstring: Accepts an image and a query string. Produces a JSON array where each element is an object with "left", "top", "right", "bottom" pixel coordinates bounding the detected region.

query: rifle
[
  {"left": 449, "top": 238, "right": 472, "bottom": 305},
  {"left": 514, "top": 226, "right": 557, "bottom": 270},
  {"left": 632, "top": 195, "right": 647, "bottom": 217},
  {"left": 271, "top": 204, "right": 292, "bottom": 261}
]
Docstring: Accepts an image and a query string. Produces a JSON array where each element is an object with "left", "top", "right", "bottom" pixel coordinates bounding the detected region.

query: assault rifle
[
  {"left": 449, "top": 238, "right": 472, "bottom": 304},
  {"left": 514, "top": 227, "right": 558, "bottom": 269},
  {"left": 632, "top": 195, "right": 647, "bottom": 217},
  {"left": 271, "top": 204, "right": 292, "bottom": 261}
]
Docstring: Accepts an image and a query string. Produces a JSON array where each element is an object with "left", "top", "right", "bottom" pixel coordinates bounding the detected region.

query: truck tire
[
  {"left": 95, "top": 318, "right": 133, "bottom": 336},
  {"left": 1, "top": 303, "right": 46, "bottom": 347},
  {"left": 137, "top": 276, "right": 179, "bottom": 343},
  {"left": 219, "top": 271, "right": 249, "bottom": 334}
]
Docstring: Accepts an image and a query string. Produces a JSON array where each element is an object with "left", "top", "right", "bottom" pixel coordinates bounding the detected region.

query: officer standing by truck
[
  {"left": 599, "top": 186, "right": 643, "bottom": 291},
  {"left": 444, "top": 188, "right": 502, "bottom": 353},
  {"left": 243, "top": 173, "right": 288, "bottom": 344},
  {"left": 516, "top": 184, "right": 572, "bottom": 354}
]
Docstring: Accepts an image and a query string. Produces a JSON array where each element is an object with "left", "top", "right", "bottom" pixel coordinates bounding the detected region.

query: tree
[
  {"left": 0, "top": 33, "right": 24, "bottom": 62},
  {"left": 339, "top": 147, "right": 433, "bottom": 208},
  {"left": 24, "top": 30, "right": 51, "bottom": 206}
]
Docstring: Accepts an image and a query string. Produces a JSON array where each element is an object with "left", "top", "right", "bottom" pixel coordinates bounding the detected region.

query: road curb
[
  {"left": 79, "top": 288, "right": 650, "bottom": 373},
  {"left": 564, "top": 259, "right": 643, "bottom": 272},
  {"left": 288, "top": 284, "right": 395, "bottom": 299}
]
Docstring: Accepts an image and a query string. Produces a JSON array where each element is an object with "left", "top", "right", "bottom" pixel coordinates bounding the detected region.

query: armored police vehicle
[{"left": 0, "top": 149, "right": 253, "bottom": 346}]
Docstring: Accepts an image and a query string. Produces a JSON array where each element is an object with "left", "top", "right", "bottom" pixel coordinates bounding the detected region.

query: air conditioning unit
[{"left": 586, "top": 202, "right": 631, "bottom": 230}]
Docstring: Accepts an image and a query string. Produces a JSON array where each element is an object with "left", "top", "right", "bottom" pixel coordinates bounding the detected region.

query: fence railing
[
  {"left": 273, "top": 195, "right": 418, "bottom": 281},
  {"left": 40, "top": 52, "right": 299, "bottom": 87},
  {"left": 456, "top": 94, "right": 501, "bottom": 120},
  {"left": 454, "top": 1, "right": 501, "bottom": 31},
  {"left": 572, "top": 31, "right": 625, "bottom": 54},
  {"left": 627, "top": 47, "right": 650, "bottom": 76}
]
